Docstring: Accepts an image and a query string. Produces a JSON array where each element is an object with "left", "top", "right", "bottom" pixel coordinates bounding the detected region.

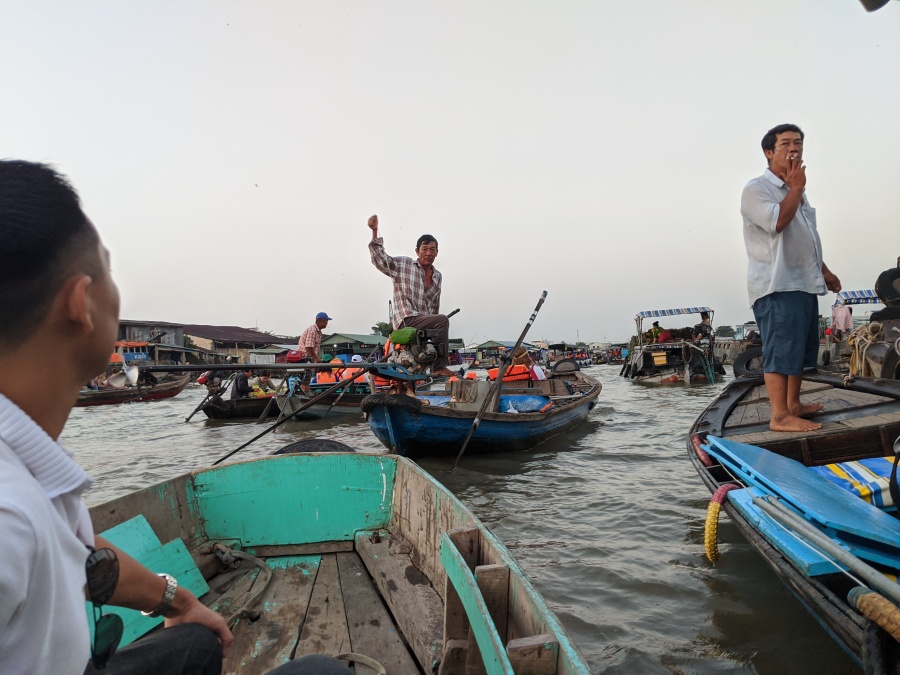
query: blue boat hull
[{"left": 367, "top": 390, "right": 599, "bottom": 457}]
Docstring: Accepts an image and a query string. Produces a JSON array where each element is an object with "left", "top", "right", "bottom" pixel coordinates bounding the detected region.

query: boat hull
[
  {"left": 75, "top": 373, "right": 190, "bottom": 407},
  {"left": 200, "top": 395, "right": 277, "bottom": 419},
  {"left": 365, "top": 372, "right": 601, "bottom": 458},
  {"left": 687, "top": 372, "right": 900, "bottom": 670}
]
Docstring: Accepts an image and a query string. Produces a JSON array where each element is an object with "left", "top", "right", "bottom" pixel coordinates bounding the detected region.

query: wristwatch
[{"left": 141, "top": 573, "right": 178, "bottom": 617}]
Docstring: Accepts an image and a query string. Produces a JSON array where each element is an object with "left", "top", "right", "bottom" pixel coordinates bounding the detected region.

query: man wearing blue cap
[{"left": 297, "top": 312, "right": 332, "bottom": 392}]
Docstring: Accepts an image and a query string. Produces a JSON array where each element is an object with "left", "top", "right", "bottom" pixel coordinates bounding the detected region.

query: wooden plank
[
  {"left": 356, "top": 532, "right": 444, "bottom": 673},
  {"left": 336, "top": 551, "right": 420, "bottom": 675},
  {"left": 465, "top": 564, "right": 510, "bottom": 675},
  {"left": 296, "top": 554, "right": 352, "bottom": 658},
  {"left": 506, "top": 634, "right": 559, "bottom": 674},
  {"left": 440, "top": 534, "right": 514, "bottom": 675},
  {"left": 444, "top": 528, "right": 481, "bottom": 645},
  {"left": 247, "top": 541, "right": 354, "bottom": 557},
  {"left": 223, "top": 555, "right": 321, "bottom": 675}
]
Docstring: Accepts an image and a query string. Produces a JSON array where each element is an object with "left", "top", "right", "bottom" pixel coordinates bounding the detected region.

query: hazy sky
[{"left": 3, "top": 1, "right": 898, "bottom": 344}]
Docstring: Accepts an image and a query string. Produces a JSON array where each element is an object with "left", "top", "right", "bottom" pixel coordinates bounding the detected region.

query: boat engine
[{"left": 385, "top": 327, "right": 444, "bottom": 372}]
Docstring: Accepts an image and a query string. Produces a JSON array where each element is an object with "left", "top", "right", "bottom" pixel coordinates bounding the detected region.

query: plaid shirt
[
  {"left": 297, "top": 323, "right": 323, "bottom": 360},
  {"left": 369, "top": 237, "right": 442, "bottom": 328}
]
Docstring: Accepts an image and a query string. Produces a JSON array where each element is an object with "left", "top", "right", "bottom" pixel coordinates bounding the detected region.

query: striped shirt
[
  {"left": 369, "top": 237, "right": 442, "bottom": 329},
  {"left": 297, "top": 323, "right": 323, "bottom": 360}
]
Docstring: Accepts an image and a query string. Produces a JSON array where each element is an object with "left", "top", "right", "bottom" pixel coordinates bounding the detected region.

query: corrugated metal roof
[
  {"left": 183, "top": 325, "right": 279, "bottom": 344},
  {"left": 321, "top": 333, "right": 388, "bottom": 345}
]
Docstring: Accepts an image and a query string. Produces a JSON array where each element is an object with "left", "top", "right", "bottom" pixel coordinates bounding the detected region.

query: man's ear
[{"left": 60, "top": 274, "right": 95, "bottom": 333}]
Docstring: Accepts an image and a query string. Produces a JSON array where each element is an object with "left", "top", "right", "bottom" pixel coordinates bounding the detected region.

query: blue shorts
[{"left": 752, "top": 291, "right": 819, "bottom": 376}]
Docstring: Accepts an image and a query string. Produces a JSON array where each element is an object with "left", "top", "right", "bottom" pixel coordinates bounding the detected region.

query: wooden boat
[
  {"left": 75, "top": 373, "right": 190, "bottom": 407},
  {"left": 89, "top": 452, "right": 590, "bottom": 674},
  {"left": 200, "top": 393, "right": 278, "bottom": 420},
  {"left": 687, "top": 371, "right": 900, "bottom": 671},
  {"left": 274, "top": 382, "right": 372, "bottom": 420},
  {"left": 620, "top": 306, "right": 724, "bottom": 384},
  {"left": 362, "top": 370, "right": 601, "bottom": 458}
]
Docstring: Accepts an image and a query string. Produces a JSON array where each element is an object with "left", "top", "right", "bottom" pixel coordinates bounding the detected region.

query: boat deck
[
  {"left": 203, "top": 545, "right": 422, "bottom": 675},
  {"left": 697, "top": 373, "right": 900, "bottom": 466}
]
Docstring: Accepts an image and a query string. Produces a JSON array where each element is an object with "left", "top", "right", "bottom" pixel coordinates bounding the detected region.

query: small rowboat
[
  {"left": 89, "top": 451, "right": 590, "bottom": 674},
  {"left": 75, "top": 373, "right": 191, "bottom": 407},
  {"left": 362, "top": 370, "right": 601, "bottom": 458}
]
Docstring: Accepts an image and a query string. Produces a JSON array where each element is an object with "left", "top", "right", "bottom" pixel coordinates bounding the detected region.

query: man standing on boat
[
  {"left": 296, "top": 311, "right": 331, "bottom": 393},
  {"left": 741, "top": 124, "right": 841, "bottom": 433},
  {"left": 367, "top": 214, "right": 455, "bottom": 378}
]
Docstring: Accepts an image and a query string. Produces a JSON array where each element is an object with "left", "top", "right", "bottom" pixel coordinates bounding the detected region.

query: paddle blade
[{"left": 124, "top": 363, "right": 139, "bottom": 386}]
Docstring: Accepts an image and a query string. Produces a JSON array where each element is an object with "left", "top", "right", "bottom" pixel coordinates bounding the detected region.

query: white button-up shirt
[
  {"left": 0, "top": 393, "right": 94, "bottom": 674},
  {"left": 741, "top": 168, "right": 826, "bottom": 308}
]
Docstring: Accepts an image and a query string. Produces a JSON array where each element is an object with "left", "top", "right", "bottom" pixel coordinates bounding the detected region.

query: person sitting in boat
[
  {"left": 692, "top": 312, "right": 712, "bottom": 341},
  {"left": 0, "top": 160, "right": 233, "bottom": 675},
  {"left": 367, "top": 214, "right": 456, "bottom": 378},
  {"left": 250, "top": 370, "right": 276, "bottom": 393},
  {"left": 650, "top": 321, "right": 663, "bottom": 343},
  {"left": 512, "top": 346, "right": 546, "bottom": 380},
  {"left": 231, "top": 367, "right": 254, "bottom": 399}
]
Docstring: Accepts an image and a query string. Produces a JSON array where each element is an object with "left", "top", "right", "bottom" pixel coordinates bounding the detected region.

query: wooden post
[
  {"left": 506, "top": 634, "right": 559, "bottom": 674},
  {"left": 441, "top": 527, "right": 480, "bottom": 675},
  {"left": 465, "top": 564, "right": 510, "bottom": 675}
]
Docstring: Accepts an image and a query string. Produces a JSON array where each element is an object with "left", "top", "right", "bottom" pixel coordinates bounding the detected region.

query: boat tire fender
[
  {"left": 360, "top": 393, "right": 423, "bottom": 416},
  {"left": 272, "top": 439, "right": 356, "bottom": 455},
  {"left": 733, "top": 346, "right": 764, "bottom": 378},
  {"left": 821, "top": 349, "right": 831, "bottom": 367}
]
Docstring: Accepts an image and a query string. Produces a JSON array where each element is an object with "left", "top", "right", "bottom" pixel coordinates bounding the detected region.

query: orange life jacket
[{"left": 487, "top": 364, "right": 531, "bottom": 381}]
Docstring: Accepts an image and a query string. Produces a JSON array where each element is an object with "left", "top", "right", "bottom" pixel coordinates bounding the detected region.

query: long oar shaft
[
  {"left": 451, "top": 291, "right": 547, "bottom": 471},
  {"left": 753, "top": 495, "right": 900, "bottom": 606}
]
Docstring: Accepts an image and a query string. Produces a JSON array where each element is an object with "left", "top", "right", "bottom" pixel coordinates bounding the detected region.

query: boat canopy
[
  {"left": 835, "top": 290, "right": 881, "bottom": 305},
  {"left": 636, "top": 306, "right": 713, "bottom": 319}
]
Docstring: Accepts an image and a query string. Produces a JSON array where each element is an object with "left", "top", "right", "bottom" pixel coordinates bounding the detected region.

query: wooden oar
[
  {"left": 185, "top": 372, "right": 234, "bottom": 422},
  {"left": 212, "top": 368, "right": 371, "bottom": 466},
  {"left": 450, "top": 291, "right": 547, "bottom": 471}
]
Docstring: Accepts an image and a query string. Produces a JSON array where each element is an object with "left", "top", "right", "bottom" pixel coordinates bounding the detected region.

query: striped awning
[
  {"left": 835, "top": 290, "right": 881, "bottom": 305},
  {"left": 636, "top": 306, "right": 713, "bottom": 319}
]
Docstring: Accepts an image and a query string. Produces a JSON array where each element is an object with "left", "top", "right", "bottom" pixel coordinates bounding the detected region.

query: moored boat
[
  {"left": 621, "top": 306, "right": 724, "bottom": 384},
  {"left": 89, "top": 451, "right": 590, "bottom": 674},
  {"left": 362, "top": 370, "right": 601, "bottom": 458},
  {"left": 687, "top": 371, "right": 900, "bottom": 671},
  {"left": 200, "top": 393, "right": 278, "bottom": 420},
  {"left": 75, "top": 373, "right": 191, "bottom": 407}
]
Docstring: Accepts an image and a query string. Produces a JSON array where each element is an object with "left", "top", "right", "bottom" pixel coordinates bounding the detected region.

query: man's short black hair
[
  {"left": 0, "top": 160, "right": 98, "bottom": 347},
  {"left": 761, "top": 124, "right": 804, "bottom": 154},
  {"left": 416, "top": 234, "right": 438, "bottom": 250}
]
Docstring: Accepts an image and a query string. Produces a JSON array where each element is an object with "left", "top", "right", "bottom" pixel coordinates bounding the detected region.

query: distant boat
[
  {"left": 621, "top": 306, "right": 724, "bottom": 384},
  {"left": 75, "top": 373, "right": 190, "bottom": 407},
  {"left": 89, "top": 451, "right": 591, "bottom": 674},
  {"left": 362, "top": 370, "right": 601, "bottom": 458},
  {"left": 688, "top": 371, "right": 900, "bottom": 671}
]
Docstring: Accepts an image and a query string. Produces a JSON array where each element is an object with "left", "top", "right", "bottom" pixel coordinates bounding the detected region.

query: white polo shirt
[
  {"left": 741, "top": 168, "right": 826, "bottom": 308},
  {"left": 0, "top": 393, "right": 95, "bottom": 674}
]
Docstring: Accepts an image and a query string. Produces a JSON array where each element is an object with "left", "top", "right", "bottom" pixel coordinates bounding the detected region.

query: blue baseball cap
[{"left": 316, "top": 312, "right": 333, "bottom": 320}]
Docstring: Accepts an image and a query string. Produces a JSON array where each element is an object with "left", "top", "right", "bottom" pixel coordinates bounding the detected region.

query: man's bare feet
[
  {"left": 430, "top": 368, "right": 456, "bottom": 378},
  {"left": 770, "top": 413, "right": 822, "bottom": 432},
  {"left": 789, "top": 402, "right": 825, "bottom": 418}
]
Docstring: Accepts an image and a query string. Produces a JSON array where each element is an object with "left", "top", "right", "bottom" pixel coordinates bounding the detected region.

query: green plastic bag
[{"left": 390, "top": 327, "right": 418, "bottom": 345}]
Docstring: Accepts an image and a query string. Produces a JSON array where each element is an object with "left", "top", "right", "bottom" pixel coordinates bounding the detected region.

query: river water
[{"left": 62, "top": 365, "right": 860, "bottom": 674}]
